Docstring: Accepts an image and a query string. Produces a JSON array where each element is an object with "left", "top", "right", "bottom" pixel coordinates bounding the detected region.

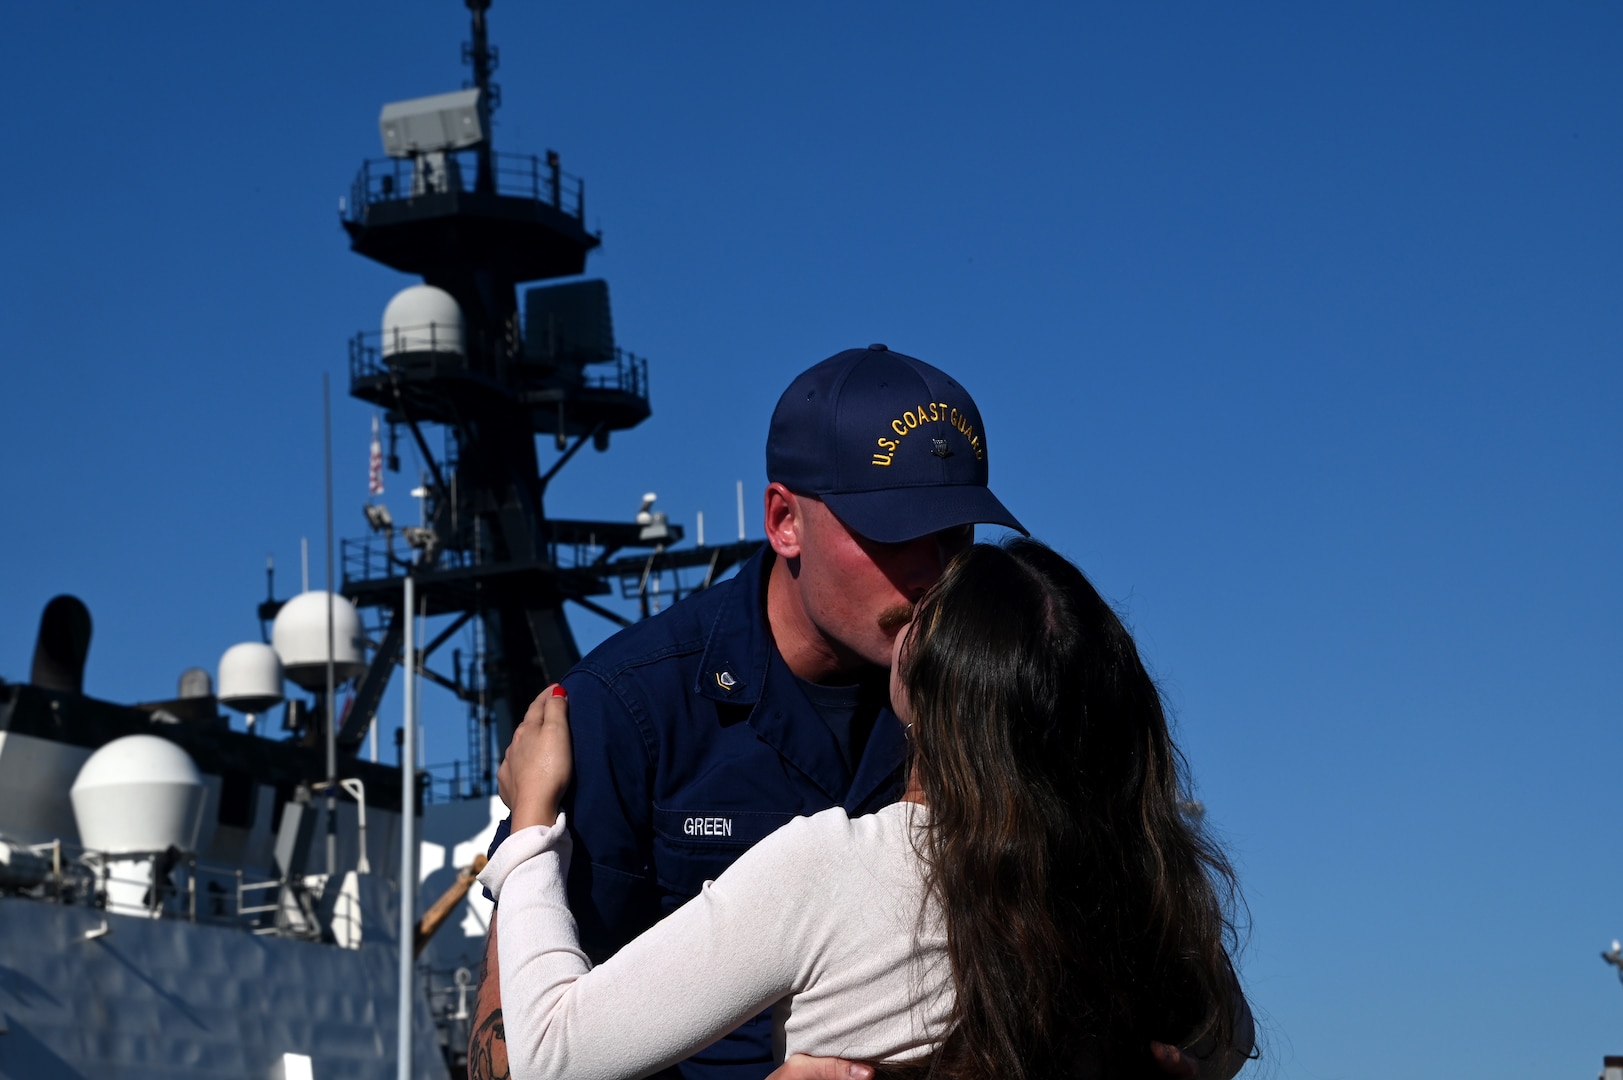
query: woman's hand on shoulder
[
  {"left": 496, "top": 684, "right": 572, "bottom": 830},
  {"left": 768, "top": 1047, "right": 1186, "bottom": 1080},
  {"left": 766, "top": 1056, "right": 872, "bottom": 1080}
]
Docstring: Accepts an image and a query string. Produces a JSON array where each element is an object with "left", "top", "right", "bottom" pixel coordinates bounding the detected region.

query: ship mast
[{"left": 329, "top": 1, "right": 756, "bottom": 762}]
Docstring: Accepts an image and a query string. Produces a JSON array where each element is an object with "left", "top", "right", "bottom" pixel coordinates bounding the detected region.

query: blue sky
[{"left": 2, "top": 3, "right": 1620, "bottom": 1077}]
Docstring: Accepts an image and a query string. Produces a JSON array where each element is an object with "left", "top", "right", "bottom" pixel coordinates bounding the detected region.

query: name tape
[{"left": 682, "top": 816, "right": 734, "bottom": 838}]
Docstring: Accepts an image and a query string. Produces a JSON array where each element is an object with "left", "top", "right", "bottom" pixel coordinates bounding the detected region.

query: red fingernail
[{"left": 552, "top": 685, "right": 567, "bottom": 698}]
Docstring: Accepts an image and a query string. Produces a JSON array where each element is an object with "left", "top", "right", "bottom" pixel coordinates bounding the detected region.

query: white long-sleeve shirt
[
  {"left": 481, "top": 801, "right": 1255, "bottom": 1080},
  {"left": 478, "top": 801, "right": 951, "bottom": 1080}
]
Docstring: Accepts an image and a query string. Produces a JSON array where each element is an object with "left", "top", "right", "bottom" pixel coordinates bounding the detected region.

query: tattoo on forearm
[{"left": 468, "top": 1009, "right": 509, "bottom": 1080}]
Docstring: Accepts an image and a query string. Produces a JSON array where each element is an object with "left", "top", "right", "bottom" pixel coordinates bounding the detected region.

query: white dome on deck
[
  {"left": 70, "top": 735, "right": 206, "bottom": 855},
  {"left": 382, "top": 284, "right": 464, "bottom": 357},
  {"left": 218, "top": 642, "right": 285, "bottom": 713},
  {"left": 272, "top": 591, "right": 368, "bottom": 691}
]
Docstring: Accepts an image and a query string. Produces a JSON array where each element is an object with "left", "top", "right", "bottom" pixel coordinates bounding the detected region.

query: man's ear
[{"left": 763, "top": 483, "right": 803, "bottom": 559}]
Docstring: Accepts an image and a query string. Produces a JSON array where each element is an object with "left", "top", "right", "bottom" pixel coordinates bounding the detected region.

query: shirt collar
[
  {"left": 696, "top": 545, "right": 907, "bottom": 806},
  {"left": 695, "top": 545, "right": 775, "bottom": 706}
]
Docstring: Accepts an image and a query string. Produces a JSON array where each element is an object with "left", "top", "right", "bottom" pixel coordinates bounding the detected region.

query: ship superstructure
[{"left": 0, "top": 4, "right": 758, "bottom": 1076}]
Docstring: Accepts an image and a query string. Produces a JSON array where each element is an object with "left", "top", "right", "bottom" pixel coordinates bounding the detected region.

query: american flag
[{"left": 368, "top": 414, "right": 384, "bottom": 496}]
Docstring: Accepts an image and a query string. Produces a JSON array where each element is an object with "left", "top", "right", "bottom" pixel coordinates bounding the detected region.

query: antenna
[
  {"left": 463, "top": 0, "right": 499, "bottom": 193},
  {"left": 322, "top": 373, "right": 339, "bottom": 880},
  {"left": 736, "top": 481, "right": 745, "bottom": 542}
]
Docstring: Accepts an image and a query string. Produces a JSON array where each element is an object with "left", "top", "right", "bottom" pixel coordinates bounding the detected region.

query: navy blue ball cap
[{"left": 766, "top": 344, "right": 1027, "bottom": 544}]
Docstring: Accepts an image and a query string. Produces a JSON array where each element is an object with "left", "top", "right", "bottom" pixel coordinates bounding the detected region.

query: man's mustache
[{"left": 876, "top": 603, "right": 914, "bottom": 635}]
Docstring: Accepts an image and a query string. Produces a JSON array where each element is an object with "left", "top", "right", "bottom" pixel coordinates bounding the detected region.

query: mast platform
[{"left": 343, "top": 150, "right": 599, "bottom": 281}]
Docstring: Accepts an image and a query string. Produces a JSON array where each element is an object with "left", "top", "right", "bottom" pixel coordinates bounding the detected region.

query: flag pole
[{"left": 398, "top": 568, "right": 417, "bottom": 1080}]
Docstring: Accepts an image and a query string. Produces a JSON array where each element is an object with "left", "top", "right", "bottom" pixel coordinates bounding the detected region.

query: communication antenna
[{"left": 463, "top": 0, "right": 500, "bottom": 193}]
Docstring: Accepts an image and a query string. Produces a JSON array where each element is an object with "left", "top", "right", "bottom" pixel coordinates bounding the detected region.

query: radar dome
[
  {"left": 178, "top": 667, "right": 213, "bottom": 699},
  {"left": 382, "top": 284, "right": 464, "bottom": 358},
  {"left": 70, "top": 735, "right": 206, "bottom": 855},
  {"left": 272, "top": 591, "right": 367, "bottom": 690},
  {"left": 218, "top": 642, "right": 285, "bottom": 713}
]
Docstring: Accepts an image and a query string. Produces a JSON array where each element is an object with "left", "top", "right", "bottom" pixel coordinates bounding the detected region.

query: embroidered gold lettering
[{"left": 873, "top": 401, "right": 979, "bottom": 465}]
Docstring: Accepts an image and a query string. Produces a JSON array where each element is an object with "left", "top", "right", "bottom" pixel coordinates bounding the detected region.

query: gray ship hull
[{"left": 0, "top": 896, "right": 450, "bottom": 1080}]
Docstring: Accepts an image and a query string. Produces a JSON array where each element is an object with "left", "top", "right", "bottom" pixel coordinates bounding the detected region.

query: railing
[
  {"left": 9, "top": 838, "right": 280, "bottom": 933},
  {"left": 342, "top": 532, "right": 475, "bottom": 585},
  {"left": 347, "top": 149, "right": 586, "bottom": 221},
  {"left": 348, "top": 323, "right": 465, "bottom": 383},
  {"left": 236, "top": 874, "right": 285, "bottom": 932},
  {"left": 423, "top": 759, "right": 493, "bottom": 805},
  {"left": 5, "top": 836, "right": 395, "bottom": 948},
  {"left": 619, "top": 352, "right": 647, "bottom": 397},
  {"left": 348, "top": 323, "right": 648, "bottom": 408},
  {"left": 581, "top": 349, "right": 649, "bottom": 399},
  {"left": 343, "top": 533, "right": 396, "bottom": 584}
]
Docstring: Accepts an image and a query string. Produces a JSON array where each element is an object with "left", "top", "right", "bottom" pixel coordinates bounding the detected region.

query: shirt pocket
[{"left": 650, "top": 805, "right": 795, "bottom": 908}]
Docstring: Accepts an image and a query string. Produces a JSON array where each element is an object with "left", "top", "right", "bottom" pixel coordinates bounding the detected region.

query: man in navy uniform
[{"left": 471, "top": 344, "right": 1025, "bottom": 1080}]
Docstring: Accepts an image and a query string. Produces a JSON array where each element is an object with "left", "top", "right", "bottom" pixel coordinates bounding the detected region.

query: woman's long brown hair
[{"left": 883, "top": 539, "right": 1246, "bottom": 1080}]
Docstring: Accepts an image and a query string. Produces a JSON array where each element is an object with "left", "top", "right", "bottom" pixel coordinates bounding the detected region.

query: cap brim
[{"left": 821, "top": 486, "right": 1028, "bottom": 544}]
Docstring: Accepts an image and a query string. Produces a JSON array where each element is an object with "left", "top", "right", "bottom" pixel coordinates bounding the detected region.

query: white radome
[
  {"left": 70, "top": 735, "right": 207, "bottom": 855},
  {"left": 272, "top": 591, "right": 368, "bottom": 690},
  {"left": 381, "top": 284, "right": 464, "bottom": 357},
  {"left": 217, "top": 642, "right": 286, "bottom": 714}
]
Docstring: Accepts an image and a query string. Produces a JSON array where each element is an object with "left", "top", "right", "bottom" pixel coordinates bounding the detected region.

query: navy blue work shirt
[{"left": 487, "top": 545, "right": 909, "bottom": 1080}]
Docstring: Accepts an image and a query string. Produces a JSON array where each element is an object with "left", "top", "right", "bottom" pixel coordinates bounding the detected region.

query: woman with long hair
[{"left": 481, "top": 539, "right": 1252, "bottom": 1080}]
